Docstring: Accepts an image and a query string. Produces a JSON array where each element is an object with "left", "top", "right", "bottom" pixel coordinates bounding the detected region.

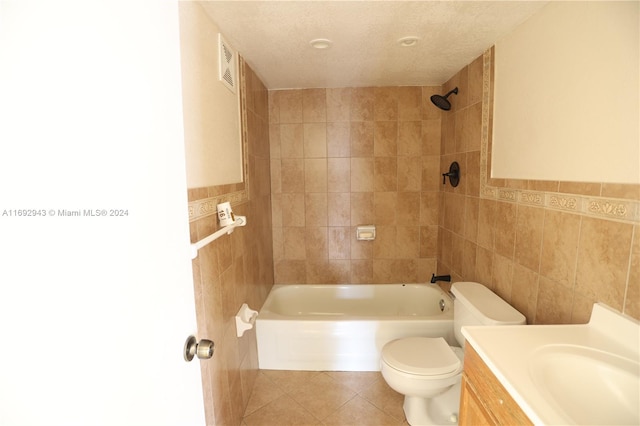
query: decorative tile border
[
  {"left": 188, "top": 190, "right": 248, "bottom": 222},
  {"left": 480, "top": 49, "right": 640, "bottom": 224}
]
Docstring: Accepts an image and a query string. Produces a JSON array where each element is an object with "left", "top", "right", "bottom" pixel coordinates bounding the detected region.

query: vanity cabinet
[{"left": 459, "top": 345, "right": 533, "bottom": 426}]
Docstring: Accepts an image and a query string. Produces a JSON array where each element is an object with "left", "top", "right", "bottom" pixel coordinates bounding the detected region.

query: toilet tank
[{"left": 451, "top": 282, "right": 526, "bottom": 347}]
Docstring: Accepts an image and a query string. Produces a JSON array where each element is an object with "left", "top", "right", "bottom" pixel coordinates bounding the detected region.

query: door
[{"left": 0, "top": 1, "right": 205, "bottom": 425}]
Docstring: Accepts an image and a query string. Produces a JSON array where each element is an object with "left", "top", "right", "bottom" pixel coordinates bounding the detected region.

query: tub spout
[{"left": 430, "top": 274, "right": 451, "bottom": 284}]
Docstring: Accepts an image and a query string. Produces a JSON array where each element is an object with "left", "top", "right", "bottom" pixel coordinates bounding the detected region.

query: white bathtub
[{"left": 256, "top": 284, "right": 454, "bottom": 371}]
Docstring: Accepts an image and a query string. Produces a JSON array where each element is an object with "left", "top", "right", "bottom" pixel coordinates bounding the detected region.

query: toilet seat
[{"left": 381, "top": 337, "right": 462, "bottom": 376}]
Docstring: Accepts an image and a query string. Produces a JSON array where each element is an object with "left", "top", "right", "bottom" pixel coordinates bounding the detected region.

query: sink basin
[{"left": 529, "top": 344, "right": 640, "bottom": 425}]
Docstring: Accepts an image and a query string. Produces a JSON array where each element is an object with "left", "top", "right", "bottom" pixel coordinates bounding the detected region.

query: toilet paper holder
[{"left": 235, "top": 303, "right": 258, "bottom": 337}]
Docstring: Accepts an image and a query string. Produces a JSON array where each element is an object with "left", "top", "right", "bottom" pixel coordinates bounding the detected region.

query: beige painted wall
[
  {"left": 492, "top": 1, "right": 639, "bottom": 184},
  {"left": 179, "top": 2, "right": 243, "bottom": 188}
]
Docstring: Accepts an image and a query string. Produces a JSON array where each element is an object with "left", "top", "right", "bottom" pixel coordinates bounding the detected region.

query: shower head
[{"left": 430, "top": 87, "right": 459, "bottom": 111}]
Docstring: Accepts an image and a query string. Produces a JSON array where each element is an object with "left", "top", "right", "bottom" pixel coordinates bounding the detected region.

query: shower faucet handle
[
  {"left": 442, "top": 161, "right": 460, "bottom": 187},
  {"left": 442, "top": 171, "right": 457, "bottom": 184}
]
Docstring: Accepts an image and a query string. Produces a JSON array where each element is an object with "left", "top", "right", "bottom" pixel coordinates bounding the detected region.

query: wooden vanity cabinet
[{"left": 459, "top": 345, "right": 533, "bottom": 426}]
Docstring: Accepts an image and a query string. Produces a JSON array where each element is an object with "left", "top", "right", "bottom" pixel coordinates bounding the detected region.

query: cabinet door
[{"left": 459, "top": 375, "right": 494, "bottom": 426}]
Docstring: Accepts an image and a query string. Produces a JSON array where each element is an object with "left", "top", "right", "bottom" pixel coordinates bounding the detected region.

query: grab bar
[{"left": 190, "top": 215, "right": 247, "bottom": 259}]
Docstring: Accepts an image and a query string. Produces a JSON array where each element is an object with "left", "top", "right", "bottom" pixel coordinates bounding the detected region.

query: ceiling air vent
[{"left": 218, "top": 34, "right": 237, "bottom": 93}]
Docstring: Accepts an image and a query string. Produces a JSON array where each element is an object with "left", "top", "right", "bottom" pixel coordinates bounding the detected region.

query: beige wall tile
[
  {"left": 302, "top": 88, "right": 326, "bottom": 123},
  {"left": 350, "top": 122, "right": 374, "bottom": 157},
  {"left": 397, "top": 156, "right": 422, "bottom": 192},
  {"left": 558, "top": 181, "right": 601, "bottom": 196},
  {"left": 374, "top": 87, "right": 398, "bottom": 121},
  {"left": 281, "top": 193, "right": 305, "bottom": 226},
  {"left": 540, "top": 210, "right": 580, "bottom": 288},
  {"left": 304, "top": 158, "right": 327, "bottom": 193},
  {"left": 350, "top": 157, "right": 374, "bottom": 192},
  {"left": 374, "top": 157, "right": 397, "bottom": 192},
  {"left": 601, "top": 183, "right": 640, "bottom": 201},
  {"left": 510, "top": 264, "right": 539, "bottom": 324},
  {"left": 398, "top": 86, "right": 422, "bottom": 121},
  {"left": 514, "top": 205, "right": 544, "bottom": 272},
  {"left": 465, "top": 150, "right": 481, "bottom": 197},
  {"left": 350, "top": 192, "right": 375, "bottom": 226},
  {"left": 468, "top": 55, "right": 483, "bottom": 106},
  {"left": 328, "top": 193, "right": 351, "bottom": 226},
  {"left": 420, "top": 226, "right": 438, "bottom": 258},
  {"left": 303, "top": 123, "right": 327, "bottom": 158},
  {"left": 575, "top": 217, "right": 633, "bottom": 311},
  {"left": 625, "top": 225, "right": 640, "bottom": 318},
  {"left": 281, "top": 158, "right": 305, "bottom": 192},
  {"left": 373, "top": 226, "right": 396, "bottom": 259},
  {"left": 351, "top": 87, "right": 375, "bottom": 121},
  {"left": 536, "top": 276, "right": 573, "bottom": 324},
  {"left": 274, "top": 260, "right": 306, "bottom": 283},
  {"left": 464, "top": 196, "right": 479, "bottom": 243},
  {"left": 305, "top": 227, "right": 328, "bottom": 260},
  {"left": 305, "top": 193, "right": 327, "bottom": 226},
  {"left": 327, "top": 122, "right": 350, "bottom": 158},
  {"left": 421, "top": 155, "right": 441, "bottom": 191},
  {"left": 280, "top": 123, "right": 303, "bottom": 158},
  {"left": 398, "top": 121, "right": 421, "bottom": 156},
  {"left": 326, "top": 88, "right": 352, "bottom": 122},
  {"left": 462, "top": 240, "right": 477, "bottom": 281},
  {"left": 328, "top": 227, "right": 351, "bottom": 260},
  {"left": 420, "top": 191, "right": 440, "bottom": 226},
  {"left": 493, "top": 201, "right": 517, "bottom": 259},
  {"left": 277, "top": 90, "right": 303, "bottom": 123},
  {"left": 283, "top": 227, "right": 306, "bottom": 260},
  {"left": 327, "top": 158, "right": 351, "bottom": 192},
  {"left": 374, "top": 192, "right": 397, "bottom": 225},
  {"left": 351, "top": 259, "right": 373, "bottom": 283},
  {"left": 421, "top": 119, "right": 441, "bottom": 156},
  {"left": 397, "top": 192, "right": 420, "bottom": 226},
  {"left": 373, "top": 121, "right": 397, "bottom": 157},
  {"left": 396, "top": 226, "right": 420, "bottom": 258},
  {"left": 492, "top": 253, "right": 514, "bottom": 301},
  {"left": 571, "top": 292, "right": 594, "bottom": 324},
  {"left": 269, "top": 124, "right": 281, "bottom": 159},
  {"left": 440, "top": 115, "right": 456, "bottom": 155}
]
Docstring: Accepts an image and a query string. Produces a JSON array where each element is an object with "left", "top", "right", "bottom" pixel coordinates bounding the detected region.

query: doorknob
[{"left": 183, "top": 335, "right": 215, "bottom": 362}]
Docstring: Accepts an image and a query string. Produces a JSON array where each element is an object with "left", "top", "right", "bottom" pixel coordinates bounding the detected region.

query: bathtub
[{"left": 256, "top": 284, "right": 454, "bottom": 371}]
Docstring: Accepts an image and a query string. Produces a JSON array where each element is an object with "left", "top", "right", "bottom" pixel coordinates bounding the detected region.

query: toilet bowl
[
  {"left": 380, "top": 282, "right": 526, "bottom": 425},
  {"left": 381, "top": 337, "right": 464, "bottom": 425}
]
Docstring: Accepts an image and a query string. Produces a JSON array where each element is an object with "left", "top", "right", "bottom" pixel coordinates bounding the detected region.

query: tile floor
[{"left": 242, "top": 370, "right": 408, "bottom": 425}]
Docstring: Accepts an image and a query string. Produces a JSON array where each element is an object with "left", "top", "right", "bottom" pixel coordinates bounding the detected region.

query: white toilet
[{"left": 380, "top": 282, "right": 526, "bottom": 426}]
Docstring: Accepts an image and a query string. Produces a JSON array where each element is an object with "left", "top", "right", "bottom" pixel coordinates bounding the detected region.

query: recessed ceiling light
[
  {"left": 398, "top": 36, "right": 419, "bottom": 47},
  {"left": 310, "top": 38, "right": 332, "bottom": 49}
]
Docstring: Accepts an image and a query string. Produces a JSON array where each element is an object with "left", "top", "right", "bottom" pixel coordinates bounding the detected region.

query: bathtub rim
[{"left": 257, "top": 283, "right": 454, "bottom": 320}]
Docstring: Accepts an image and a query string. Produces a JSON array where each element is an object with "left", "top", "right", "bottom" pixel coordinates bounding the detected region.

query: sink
[{"left": 529, "top": 344, "right": 640, "bottom": 425}]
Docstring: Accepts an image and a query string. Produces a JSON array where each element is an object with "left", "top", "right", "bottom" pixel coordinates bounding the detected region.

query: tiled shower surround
[
  {"left": 268, "top": 50, "right": 639, "bottom": 324},
  {"left": 269, "top": 85, "right": 446, "bottom": 284}
]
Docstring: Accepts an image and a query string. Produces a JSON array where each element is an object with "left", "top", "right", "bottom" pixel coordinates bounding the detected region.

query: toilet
[{"left": 380, "top": 282, "right": 526, "bottom": 425}]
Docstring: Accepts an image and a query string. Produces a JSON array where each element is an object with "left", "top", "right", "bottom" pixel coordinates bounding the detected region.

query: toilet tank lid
[{"left": 451, "top": 282, "right": 526, "bottom": 325}]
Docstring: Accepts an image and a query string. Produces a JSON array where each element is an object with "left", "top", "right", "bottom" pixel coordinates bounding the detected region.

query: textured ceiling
[{"left": 200, "top": 1, "right": 548, "bottom": 89}]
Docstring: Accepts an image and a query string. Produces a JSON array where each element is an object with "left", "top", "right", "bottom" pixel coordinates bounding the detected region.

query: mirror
[{"left": 491, "top": 1, "right": 639, "bottom": 185}]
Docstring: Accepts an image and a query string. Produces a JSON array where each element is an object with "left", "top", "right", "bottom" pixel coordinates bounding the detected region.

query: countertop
[{"left": 461, "top": 303, "right": 639, "bottom": 425}]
